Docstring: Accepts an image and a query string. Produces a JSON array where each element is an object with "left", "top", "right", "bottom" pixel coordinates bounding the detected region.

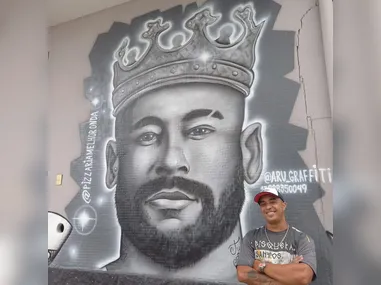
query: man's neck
[
  {"left": 107, "top": 223, "right": 242, "bottom": 282},
  {"left": 266, "top": 219, "right": 288, "bottom": 232}
]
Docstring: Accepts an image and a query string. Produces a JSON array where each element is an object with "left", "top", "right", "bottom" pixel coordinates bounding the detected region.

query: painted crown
[{"left": 112, "top": 5, "right": 264, "bottom": 115}]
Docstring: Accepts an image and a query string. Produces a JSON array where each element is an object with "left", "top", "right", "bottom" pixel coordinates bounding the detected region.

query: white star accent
[
  {"left": 199, "top": 52, "right": 210, "bottom": 62},
  {"left": 72, "top": 204, "right": 98, "bottom": 235},
  {"left": 97, "top": 197, "right": 104, "bottom": 206},
  {"left": 73, "top": 211, "right": 96, "bottom": 232},
  {"left": 92, "top": 98, "right": 99, "bottom": 106},
  {"left": 69, "top": 246, "right": 77, "bottom": 259}
]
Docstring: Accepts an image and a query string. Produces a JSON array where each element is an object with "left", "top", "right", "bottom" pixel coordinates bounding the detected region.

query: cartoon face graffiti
[{"left": 105, "top": 83, "right": 263, "bottom": 268}]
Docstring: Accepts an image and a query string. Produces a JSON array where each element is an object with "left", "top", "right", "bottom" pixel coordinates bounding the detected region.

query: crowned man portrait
[{"left": 103, "top": 5, "right": 265, "bottom": 281}]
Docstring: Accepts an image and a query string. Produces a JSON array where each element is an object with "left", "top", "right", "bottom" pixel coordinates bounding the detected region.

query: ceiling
[{"left": 48, "top": 0, "right": 134, "bottom": 27}]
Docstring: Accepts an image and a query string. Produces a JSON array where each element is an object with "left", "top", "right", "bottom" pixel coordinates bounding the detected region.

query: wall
[
  {"left": 0, "top": 1, "right": 47, "bottom": 285},
  {"left": 48, "top": 0, "right": 332, "bottom": 284}
]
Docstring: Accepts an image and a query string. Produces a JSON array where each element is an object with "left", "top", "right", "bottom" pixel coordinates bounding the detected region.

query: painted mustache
[{"left": 135, "top": 176, "right": 214, "bottom": 207}]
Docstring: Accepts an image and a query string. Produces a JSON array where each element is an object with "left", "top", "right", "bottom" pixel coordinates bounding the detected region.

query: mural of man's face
[{"left": 106, "top": 83, "right": 263, "bottom": 269}]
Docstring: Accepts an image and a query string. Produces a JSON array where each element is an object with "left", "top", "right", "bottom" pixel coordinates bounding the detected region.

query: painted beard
[{"left": 114, "top": 165, "right": 245, "bottom": 269}]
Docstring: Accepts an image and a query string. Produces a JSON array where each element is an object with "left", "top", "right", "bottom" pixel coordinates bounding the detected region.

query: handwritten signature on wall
[{"left": 228, "top": 237, "right": 241, "bottom": 266}]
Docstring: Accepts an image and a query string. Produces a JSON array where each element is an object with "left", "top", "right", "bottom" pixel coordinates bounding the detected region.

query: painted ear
[
  {"left": 105, "top": 140, "right": 119, "bottom": 189},
  {"left": 241, "top": 123, "right": 263, "bottom": 184}
]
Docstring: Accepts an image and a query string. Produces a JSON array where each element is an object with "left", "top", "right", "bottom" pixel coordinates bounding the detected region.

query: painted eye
[
  {"left": 137, "top": 132, "right": 158, "bottom": 146},
  {"left": 187, "top": 126, "right": 215, "bottom": 140}
]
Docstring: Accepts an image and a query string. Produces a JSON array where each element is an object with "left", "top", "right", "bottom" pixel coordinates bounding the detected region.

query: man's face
[
  {"left": 258, "top": 195, "right": 286, "bottom": 224},
  {"left": 113, "top": 83, "right": 247, "bottom": 268}
]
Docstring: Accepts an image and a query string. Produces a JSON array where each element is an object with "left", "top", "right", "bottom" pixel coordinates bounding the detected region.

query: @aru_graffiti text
[{"left": 262, "top": 165, "right": 332, "bottom": 194}]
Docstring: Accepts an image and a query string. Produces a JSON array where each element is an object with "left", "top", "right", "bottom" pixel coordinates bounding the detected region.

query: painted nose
[{"left": 155, "top": 146, "right": 190, "bottom": 176}]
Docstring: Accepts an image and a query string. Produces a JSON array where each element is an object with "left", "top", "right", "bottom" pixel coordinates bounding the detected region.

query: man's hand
[
  {"left": 251, "top": 256, "right": 311, "bottom": 285},
  {"left": 253, "top": 260, "right": 262, "bottom": 272},
  {"left": 258, "top": 261, "right": 314, "bottom": 285},
  {"left": 291, "top": 255, "right": 303, "bottom": 264},
  {"left": 237, "top": 265, "right": 285, "bottom": 285}
]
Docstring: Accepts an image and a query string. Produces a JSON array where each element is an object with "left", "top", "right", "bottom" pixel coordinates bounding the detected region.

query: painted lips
[{"left": 145, "top": 190, "right": 197, "bottom": 210}]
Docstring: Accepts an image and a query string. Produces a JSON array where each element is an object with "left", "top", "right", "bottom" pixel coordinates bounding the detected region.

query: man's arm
[
  {"left": 253, "top": 233, "right": 317, "bottom": 285},
  {"left": 235, "top": 232, "right": 285, "bottom": 285},
  {"left": 237, "top": 265, "right": 285, "bottom": 285},
  {"left": 253, "top": 260, "right": 313, "bottom": 285}
]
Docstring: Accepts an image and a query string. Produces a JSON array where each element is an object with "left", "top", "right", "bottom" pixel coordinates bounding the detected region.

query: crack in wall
[
  {"left": 311, "top": 116, "right": 331, "bottom": 121},
  {"left": 308, "top": 116, "right": 326, "bottom": 223},
  {"left": 296, "top": 1, "right": 330, "bottom": 226},
  {"left": 296, "top": 0, "right": 319, "bottom": 122},
  {"left": 312, "top": 113, "right": 334, "bottom": 231},
  {"left": 296, "top": 1, "right": 320, "bottom": 171}
]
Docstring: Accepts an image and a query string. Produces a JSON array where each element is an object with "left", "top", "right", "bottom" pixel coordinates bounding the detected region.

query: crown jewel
[{"left": 112, "top": 5, "right": 264, "bottom": 115}]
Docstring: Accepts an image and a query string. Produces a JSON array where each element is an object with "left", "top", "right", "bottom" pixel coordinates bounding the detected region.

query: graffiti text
[
  {"left": 261, "top": 183, "right": 307, "bottom": 194},
  {"left": 81, "top": 111, "right": 99, "bottom": 204},
  {"left": 228, "top": 237, "right": 241, "bottom": 266},
  {"left": 262, "top": 165, "right": 332, "bottom": 194}
]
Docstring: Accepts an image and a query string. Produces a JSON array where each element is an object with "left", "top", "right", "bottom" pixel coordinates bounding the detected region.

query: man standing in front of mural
[
  {"left": 103, "top": 4, "right": 266, "bottom": 282},
  {"left": 236, "top": 187, "right": 317, "bottom": 285}
]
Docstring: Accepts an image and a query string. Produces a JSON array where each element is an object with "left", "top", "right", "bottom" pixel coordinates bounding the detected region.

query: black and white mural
[{"left": 49, "top": 0, "right": 332, "bottom": 284}]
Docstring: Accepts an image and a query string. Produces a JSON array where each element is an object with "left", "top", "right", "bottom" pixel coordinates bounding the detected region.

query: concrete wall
[{"left": 48, "top": 0, "right": 332, "bottom": 284}]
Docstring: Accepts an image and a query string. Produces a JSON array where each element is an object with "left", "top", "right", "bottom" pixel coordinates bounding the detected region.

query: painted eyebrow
[
  {"left": 132, "top": 116, "right": 163, "bottom": 130},
  {"left": 181, "top": 109, "right": 224, "bottom": 122}
]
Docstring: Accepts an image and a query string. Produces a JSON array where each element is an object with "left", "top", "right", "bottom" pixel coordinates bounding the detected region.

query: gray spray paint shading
[{"left": 51, "top": 0, "right": 332, "bottom": 284}]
